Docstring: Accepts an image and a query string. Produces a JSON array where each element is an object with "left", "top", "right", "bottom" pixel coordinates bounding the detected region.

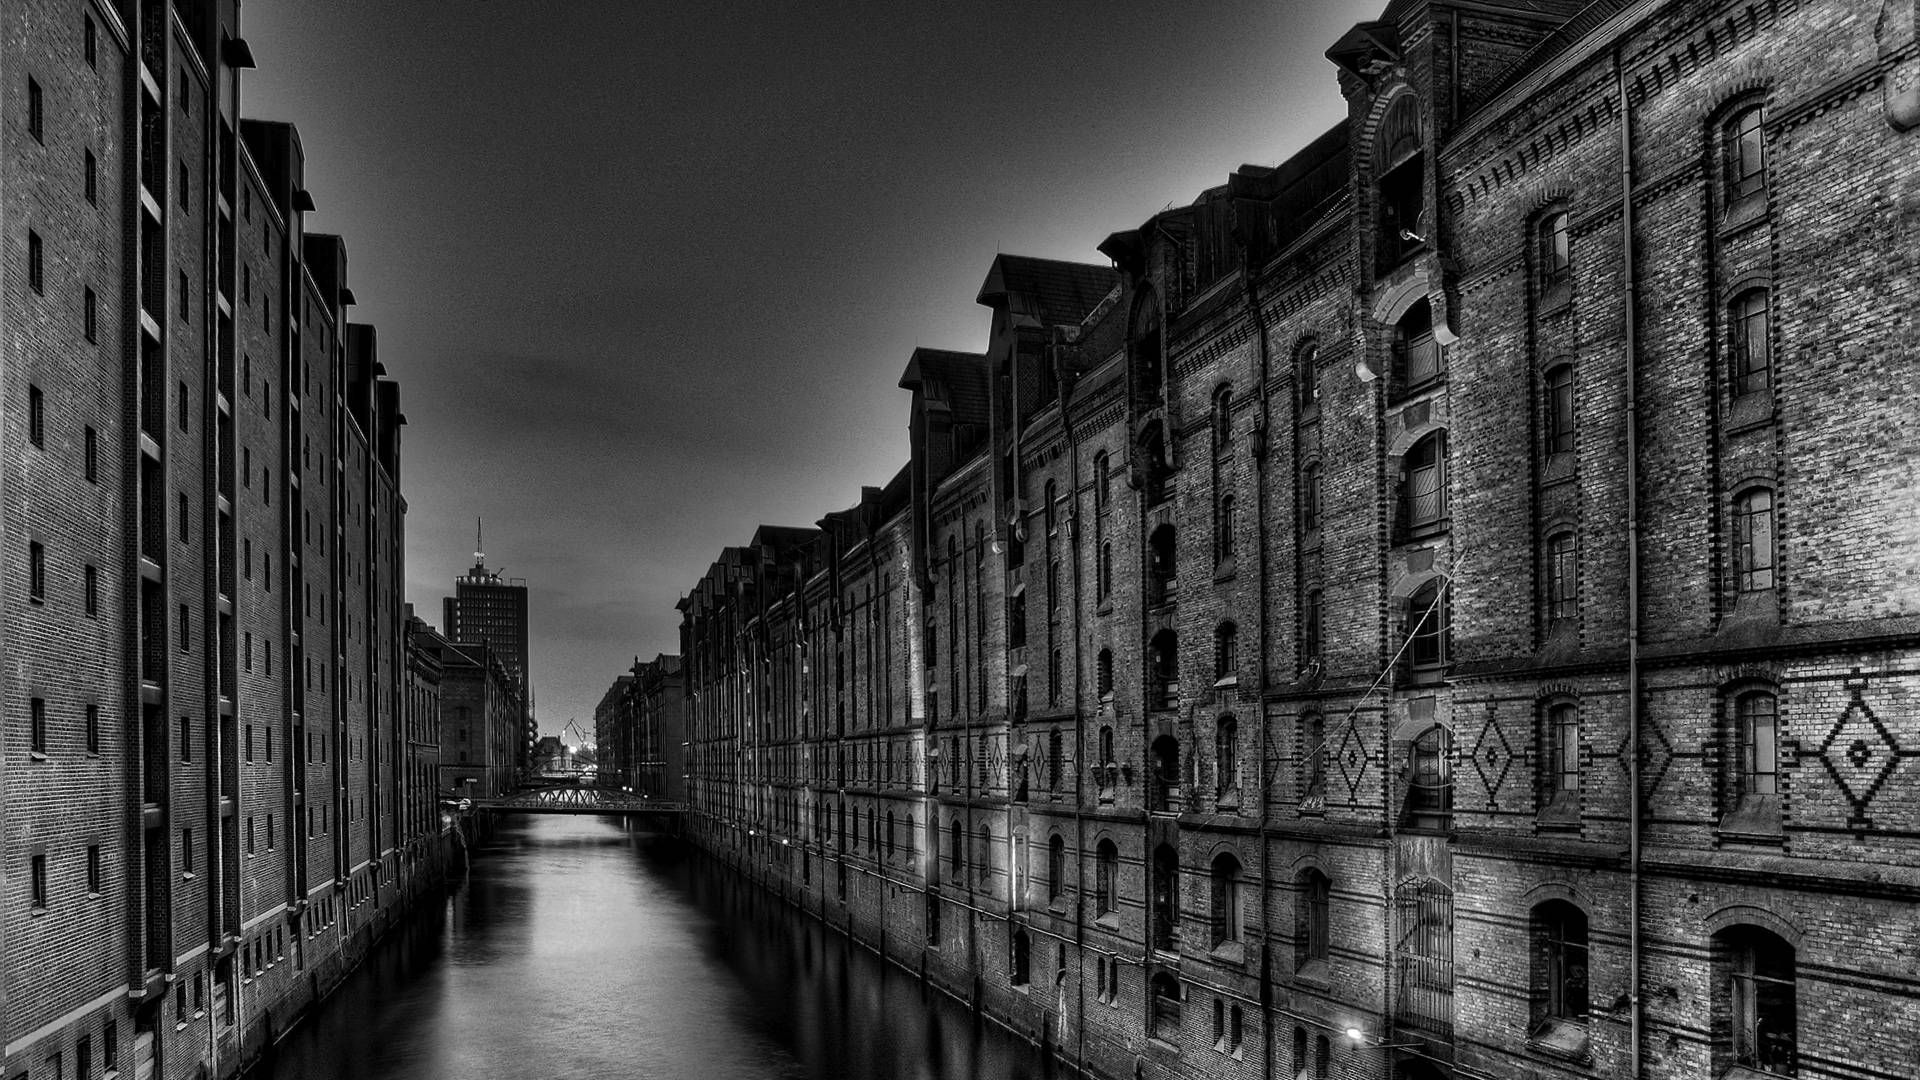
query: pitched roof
[
  {"left": 975, "top": 255, "right": 1120, "bottom": 328},
  {"left": 900, "top": 348, "right": 991, "bottom": 428}
]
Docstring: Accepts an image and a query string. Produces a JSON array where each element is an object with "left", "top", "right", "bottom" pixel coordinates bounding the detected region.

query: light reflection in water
[{"left": 252, "top": 815, "right": 1062, "bottom": 1080}]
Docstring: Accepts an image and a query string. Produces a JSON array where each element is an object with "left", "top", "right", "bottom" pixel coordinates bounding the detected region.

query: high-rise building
[
  {"left": 442, "top": 547, "right": 533, "bottom": 770},
  {"left": 1, "top": 4, "right": 435, "bottom": 1078}
]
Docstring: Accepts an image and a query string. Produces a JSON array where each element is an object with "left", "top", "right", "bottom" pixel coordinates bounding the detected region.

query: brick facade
[
  {"left": 1, "top": 4, "right": 440, "bottom": 1078},
  {"left": 678, "top": 2, "right": 1920, "bottom": 1079}
]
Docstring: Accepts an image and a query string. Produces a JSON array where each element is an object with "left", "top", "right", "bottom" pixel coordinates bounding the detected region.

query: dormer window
[{"left": 1376, "top": 93, "right": 1426, "bottom": 270}]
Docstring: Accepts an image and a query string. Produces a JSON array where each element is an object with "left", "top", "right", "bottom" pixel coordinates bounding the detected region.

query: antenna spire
[{"left": 475, "top": 517, "right": 484, "bottom": 564}]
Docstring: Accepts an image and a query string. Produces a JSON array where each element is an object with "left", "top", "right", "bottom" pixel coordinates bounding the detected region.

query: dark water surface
[{"left": 253, "top": 815, "right": 1060, "bottom": 1080}]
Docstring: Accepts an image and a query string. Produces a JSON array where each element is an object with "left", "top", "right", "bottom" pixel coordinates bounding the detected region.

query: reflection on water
[{"left": 254, "top": 815, "right": 1060, "bottom": 1080}]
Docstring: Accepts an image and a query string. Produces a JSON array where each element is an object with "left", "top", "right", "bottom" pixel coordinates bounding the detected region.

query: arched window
[
  {"left": 1150, "top": 735, "right": 1180, "bottom": 813},
  {"left": 1715, "top": 925, "right": 1796, "bottom": 1074},
  {"left": 1044, "top": 480, "right": 1057, "bottom": 535},
  {"left": 1150, "top": 844, "right": 1179, "bottom": 953},
  {"left": 1402, "top": 430, "right": 1447, "bottom": 530},
  {"left": 1097, "top": 649, "right": 1114, "bottom": 698},
  {"left": 1150, "top": 972, "right": 1182, "bottom": 1042},
  {"left": 1546, "top": 530, "right": 1578, "bottom": 628},
  {"left": 1216, "top": 491, "right": 1237, "bottom": 561},
  {"left": 1095, "top": 839, "right": 1119, "bottom": 917},
  {"left": 1209, "top": 852, "right": 1241, "bottom": 948},
  {"left": 1393, "top": 299, "right": 1443, "bottom": 395},
  {"left": 1011, "top": 929, "right": 1031, "bottom": 987},
  {"left": 1297, "top": 342, "right": 1321, "bottom": 415},
  {"left": 1099, "top": 724, "right": 1116, "bottom": 769},
  {"left": 948, "top": 818, "right": 963, "bottom": 876},
  {"left": 1544, "top": 364, "right": 1575, "bottom": 458},
  {"left": 1530, "top": 901, "right": 1590, "bottom": 1046},
  {"left": 1150, "top": 630, "right": 1179, "bottom": 710},
  {"left": 1730, "top": 289, "right": 1771, "bottom": 398},
  {"left": 1408, "top": 580, "right": 1450, "bottom": 670},
  {"left": 1724, "top": 105, "right": 1766, "bottom": 204},
  {"left": 1538, "top": 210, "right": 1571, "bottom": 298},
  {"left": 1214, "top": 714, "right": 1238, "bottom": 797},
  {"left": 1213, "top": 384, "right": 1234, "bottom": 453},
  {"left": 1008, "top": 585, "right": 1027, "bottom": 647},
  {"left": 1148, "top": 524, "right": 1176, "bottom": 606},
  {"left": 1093, "top": 451, "right": 1110, "bottom": 514},
  {"left": 1098, "top": 540, "right": 1113, "bottom": 599},
  {"left": 1395, "top": 878, "right": 1454, "bottom": 1035},
  {"left": 1296, "top": 869, "right": 1331, "bottom": 971},
  {"left": 1214, "top": 622, "right": 1239, "bottom": 682},
  {"left": 977, "top": 824, "right": 992, "bottom": 884},
  {"left": 1405, "top": 726, "right": 1452, "bottom": 829},
  {"left": 1047, "top": 834, "right": 1066, "bottom": 901},
  {"left": 1376, "top": 93, "right": 1425, "bottom": 268},
  {"left": 1733, "top": 487, "right": 1776, "bottom": 594}
]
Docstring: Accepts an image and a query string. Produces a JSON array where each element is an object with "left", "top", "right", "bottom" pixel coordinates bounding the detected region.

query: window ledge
[
  {"left": 29, "top": 751, "right": 48, "bottom": 762},
  {"left": 1527, "top": 1019, "right": 1590, "bottom": 1060},
  {"left": 1213, "top": 558, "right": 1236, "bottom": 582},
  {"left": 1721, "top": 1065, "right": 1792, "bottom": 1080},
  {"left": 1094, "top": 913, "right": 1121, "bottom": 932},
  {"left": 1719, "top": 196, "right": 1769, "bottom": 237},
  {"left": 1208, "top": 941, "right": 1246, "bottom": 966},
  {"left": 1539, "top": 285, "right": 1573, "bottom": 314},
  {"left": 1295, "top": 959, "right": 1331, "bottom": 987},
  {"left": 1727, "top": 390, "right": 1774, "bottom": 433}
]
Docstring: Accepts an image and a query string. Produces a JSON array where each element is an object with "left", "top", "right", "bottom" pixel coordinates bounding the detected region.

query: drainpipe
[
  {"left": 1241, "top": 247, "right": 1276, "bottom": 1080},
  {"left": 1616, "top": 45, "right": 1645, "bottom": 1080},
  {"left": 1056, "top": 333, "right": 1089, "bottom": 1076}
]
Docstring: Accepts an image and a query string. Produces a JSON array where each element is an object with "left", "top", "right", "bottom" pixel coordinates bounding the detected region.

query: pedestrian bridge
[{"left": 472, "top": 787, "right": 685, "bottom": 820}]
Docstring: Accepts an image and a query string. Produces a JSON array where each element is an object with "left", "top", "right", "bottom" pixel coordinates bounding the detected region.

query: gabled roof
[
  {"left": 899, "top": 348, "right": 991, "bottom": 428},
  {"left": 975, "top": 255, "right": 1120, "bottom": 328}
]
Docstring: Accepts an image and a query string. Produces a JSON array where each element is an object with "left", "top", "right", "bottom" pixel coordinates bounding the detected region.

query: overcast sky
[{"left": 240, "top": 0, "right": 1380, "bottom": 737}]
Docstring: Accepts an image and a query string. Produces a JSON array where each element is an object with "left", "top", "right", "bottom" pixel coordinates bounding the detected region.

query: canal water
[{"left": 252, "top": 814, "right": 1062, "bottom": 1080}]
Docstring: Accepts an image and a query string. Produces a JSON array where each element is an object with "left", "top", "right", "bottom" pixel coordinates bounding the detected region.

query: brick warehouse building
[
  {"left": 594, "top": 653, "right": 684, "bottom": 801},
  {"left": 678, "top": 1, "right": 1920, "bottom": 1079},
  {"left": 1, "top": 3, "right": 440, "bottom": 1080}
]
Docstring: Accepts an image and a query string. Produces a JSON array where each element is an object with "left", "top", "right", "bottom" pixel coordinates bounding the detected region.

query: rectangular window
[
  {"left": 85, "top": 149, "right": 97, "bottom": 204},
  {"left": 29, "top": 231, "right": 45, "bottom": 294},
  {"left": 1734, "top": 490, "right": 1775, "bottom": 593},
  {"left": 243, "top": 631, "right": 252, "bottom": 671},
  {"left": 177, "top": 381, "right": 188, "bottom": 432},
  {"left": 29, "top": 541, "right": 47, "bottom": 602},
  {"left": 87, "top": 844, "right": 101, "bottom": 892},
  {"left": 178, "top": 160, "right": 189, "bottom": 210},
  {"left": 1731, "top": 291, "right": 1770, "bottom": 398},
  {"left": 84, "top": 285, "right": 98, "bottom": 342},
  {"left": 28, "top": 77, "right": 44, "bottom": 142},
  {"left": 1547, "top": 532, "right": 1578, "bottom": 625},
  {"left": 178, "top": 269, "right": 189, "bottom": 321},
  {"left": 84, "top": 564, "right": 98, "bottom": 616},
  {"left": 104, "top": 1022, "right": 118, "bottom": 1070},
  {"left": 85, "top": 15, "right": 97, "bottom": 66},
  {"left": 179, "top": 715, "right": 191, "bottom": 760},
  {"left": 85, "top": 704, "right": 99, "bottom": 754},
  {"left": 31, "top": 697, "right": 49, "bottom": 754},
  {"left": 176, "top": 492, "right": 188, "bottom": 542},
  {"left": 1545, "top": 365, "right": 1575, "bottom": 456},
  {"left": 29, "top": 385, "right": 45, "bottom": 448},
  {"left": 181, "top": 828, "right": 194, "bottom": 875},
  {"left": 31, "top": 853, "right": 48, "bottom": 908},
  {"left": 84, "top": 426, "right": 98, "bottom": 482}
]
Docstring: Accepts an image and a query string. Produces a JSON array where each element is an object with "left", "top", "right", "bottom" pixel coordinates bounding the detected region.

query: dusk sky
[{"left": 240, "top": 0, "right": 1380, "bottom": 737}]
